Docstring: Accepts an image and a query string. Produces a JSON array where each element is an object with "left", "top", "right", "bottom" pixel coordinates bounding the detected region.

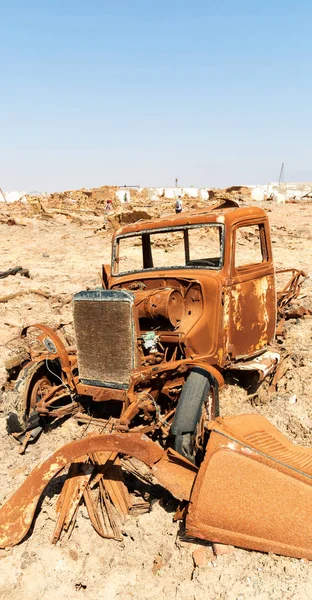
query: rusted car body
[{"left": 7, "top": 201, "right": 303, "bottom": 460}]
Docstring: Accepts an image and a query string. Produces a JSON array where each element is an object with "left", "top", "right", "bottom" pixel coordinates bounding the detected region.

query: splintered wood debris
[{"left": 52, "top": 452, "right": 149, "bottom": 544}]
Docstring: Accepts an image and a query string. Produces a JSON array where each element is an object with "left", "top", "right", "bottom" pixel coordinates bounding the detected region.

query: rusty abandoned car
[
  {"left": 1, "top": 201, "right": 311, "bottom": 559},
  {"left": 6, "top": 201, "right": 298, "bottom": 458}
]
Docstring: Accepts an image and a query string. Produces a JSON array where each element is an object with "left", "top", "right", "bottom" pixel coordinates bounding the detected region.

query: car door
[{"left": 229, "top": 220, "right": 276, "bottom": 359}]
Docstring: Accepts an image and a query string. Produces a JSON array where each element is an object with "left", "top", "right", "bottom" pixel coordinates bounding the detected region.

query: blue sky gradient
[{"left": 1, "top": 1, "right": 311, "bottom": 191}]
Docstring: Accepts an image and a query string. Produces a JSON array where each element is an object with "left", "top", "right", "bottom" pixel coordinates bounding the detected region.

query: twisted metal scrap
[
  {"left": 0, "top": 433, "right": 196, "bottom": 548},
  {"left": 276, "top": 268, "right": 307, "bottom": 314}
]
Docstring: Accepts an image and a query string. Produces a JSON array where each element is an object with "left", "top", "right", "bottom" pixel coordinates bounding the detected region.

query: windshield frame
[{"left": 112, "top": 223, "right": 225, "bottom": 276}]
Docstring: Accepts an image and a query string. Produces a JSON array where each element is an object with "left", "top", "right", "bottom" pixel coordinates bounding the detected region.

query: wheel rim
[{"left": 29, "top": 376, "right": 51, "bottom": 410}]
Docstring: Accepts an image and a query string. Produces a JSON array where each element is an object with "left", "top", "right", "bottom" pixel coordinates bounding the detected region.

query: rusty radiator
[{"left": 73, "top": 290, "right": 135, "bottom": 389}]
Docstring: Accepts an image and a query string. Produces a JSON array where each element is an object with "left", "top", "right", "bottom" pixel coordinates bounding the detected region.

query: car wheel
[{"left": 171, "top": 367, "right": 219, "bottom": 463}]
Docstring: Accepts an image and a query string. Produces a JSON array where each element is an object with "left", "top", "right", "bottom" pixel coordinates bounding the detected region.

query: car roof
[{"left": 114, "top": 201, "right": 268, "bottom": 237}]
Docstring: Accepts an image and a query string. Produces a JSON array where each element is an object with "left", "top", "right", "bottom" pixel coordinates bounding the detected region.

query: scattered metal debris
[
  {"left": 268, "top": 354, "right": 291, "bottom": 394},
  {"left": 52, "top": 452, "right": 131, "bottom": 543},
  {"left": 276, "top": 268, "right": 308, "bottom": 316},
  {"left": 2, "top": 415, "right": 312, "bottom": 560},
  {"left": 0, "top": 266, "right": 30, "bottom": 279}
]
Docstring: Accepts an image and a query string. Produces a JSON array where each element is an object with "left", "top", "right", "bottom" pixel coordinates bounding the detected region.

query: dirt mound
[
  {"left": 28, "top": 186, "right": 119, "bottom": 211},
  {"left": 209, "top": 185, "right": 252, "bottom": 204},
  {"left": 108, "top": 206, "right": 154, "bottom": 229}
]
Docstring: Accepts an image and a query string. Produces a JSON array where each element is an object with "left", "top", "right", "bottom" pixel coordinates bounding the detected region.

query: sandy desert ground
[{"left": 0, "top": 198, "right": 311, "bottom": 600}]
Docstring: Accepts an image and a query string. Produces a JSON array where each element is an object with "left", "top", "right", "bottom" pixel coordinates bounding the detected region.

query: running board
[{"left": 228, "top": 350, "right": 280, "bottom": 380}]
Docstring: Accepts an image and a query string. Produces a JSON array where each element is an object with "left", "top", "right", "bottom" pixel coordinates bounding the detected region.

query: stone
[
  {"left": 192, "top": 546, "right": 211, "bottom": 567},
  {"left": 212, "top": 543, "right": 235, "bottom": 556}
]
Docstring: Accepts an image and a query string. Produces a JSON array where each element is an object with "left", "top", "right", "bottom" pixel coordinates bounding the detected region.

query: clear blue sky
[{"left": 1, "top": 0, "right": 311, "bottom": 192}]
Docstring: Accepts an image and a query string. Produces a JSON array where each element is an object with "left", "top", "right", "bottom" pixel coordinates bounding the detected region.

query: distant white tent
[{"left": 0, "top": 190, "right": 27, "bottom": 203}]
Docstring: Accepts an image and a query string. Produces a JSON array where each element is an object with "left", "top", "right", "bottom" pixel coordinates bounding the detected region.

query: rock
[
  {"left": 192, "top": 546, "right": 213, "bottom": 567},
  {"left": 303, "top": 417, "right": 312, "bottom": 429},
  {"left": 152, "top": 553, "right": 164, "bottom": 575},
  {"left": 68, "top": 549, "right": 78, "bottom": 561},
  {"left": 212, "top": 543, "right": 235, "bottom": 556},
  {"left": 108, "top": 207, "right": 153, "bottom": 230}
]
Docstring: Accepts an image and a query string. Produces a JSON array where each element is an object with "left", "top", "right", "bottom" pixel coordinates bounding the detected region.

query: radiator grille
[{"left": 73, "top": 290, "right": 135, "bottom": 388}]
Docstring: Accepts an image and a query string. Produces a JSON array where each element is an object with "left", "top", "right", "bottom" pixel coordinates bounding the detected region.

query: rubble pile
[
  {"left": 0, "top": 184, "right": 255, "bottom": 232},
  {"left": 28, "top": 186, "right": 120, "bottom": 210},
  {"left": 209, "top": 185, "right": 252, "bottom": 203},
  {"left": 107, "top": 207, "right": 153, "bottom": 229}
]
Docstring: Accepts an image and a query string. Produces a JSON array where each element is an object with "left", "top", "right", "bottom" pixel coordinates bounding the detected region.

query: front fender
[{"left": 0, "top": 433, "right": 197, "bottom": 548}]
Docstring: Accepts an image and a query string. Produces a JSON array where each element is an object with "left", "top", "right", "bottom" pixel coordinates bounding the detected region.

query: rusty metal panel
[
  {"left": 229, "top": 273, "right": 276, "bottom": 358},
  {"left": 187, "top": 415, "right": 312, "bottom": 560}
]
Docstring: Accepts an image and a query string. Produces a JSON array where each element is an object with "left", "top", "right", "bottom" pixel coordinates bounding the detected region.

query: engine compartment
[{"left": 113, "top": 278, "right": 204, "bottom": 366}]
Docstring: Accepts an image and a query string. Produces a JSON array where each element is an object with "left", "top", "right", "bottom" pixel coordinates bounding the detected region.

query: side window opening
[
  {"left": 116, "top": 235, "right": 143, "bottom": 273},
  {"left": 235, "top": 224, "right": 267, "bottom": 268}
]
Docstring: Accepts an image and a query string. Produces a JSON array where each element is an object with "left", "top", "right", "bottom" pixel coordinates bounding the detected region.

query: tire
[
  {"left": 5, "top": 361, "right": 45, "bottom": 435},
  {"left": 171, "top": 367, "right": 219, "bottom": 462}
]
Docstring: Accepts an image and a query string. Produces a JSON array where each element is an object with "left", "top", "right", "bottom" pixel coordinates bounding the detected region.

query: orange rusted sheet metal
[
  {"left": 186, "top": 414, "right": 312, "bottom": 560},
  {"left": 52, "top": 457, "right": 92, "bottom": 543},
  {"left": 276, "top": 268, "right": 306, "bottom": 313},
  {"left": 0, "top": 433, "right": 196, "bottom": 549},
  {"left": 227, "top": 349, "right": 280, "bottom": 381},
  {"left": 2, "top": 416, "right": 312, "bottom": 558}
]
